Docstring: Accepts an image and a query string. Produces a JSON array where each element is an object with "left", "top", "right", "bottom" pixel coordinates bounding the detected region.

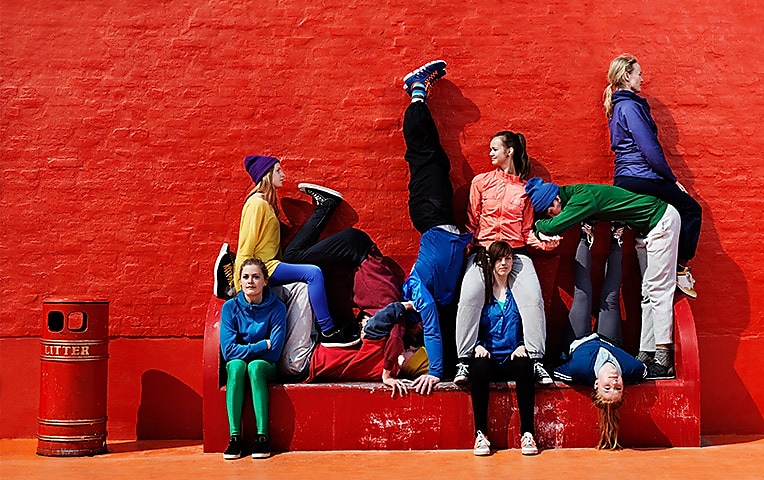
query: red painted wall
[{"left": 2, "top": 0, "right": 763, "bottom": 438}]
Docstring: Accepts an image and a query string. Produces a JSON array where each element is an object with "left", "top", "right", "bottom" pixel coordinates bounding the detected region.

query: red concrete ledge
[{"left": 203, "top": 296, "right": 699, "bottom": 452}]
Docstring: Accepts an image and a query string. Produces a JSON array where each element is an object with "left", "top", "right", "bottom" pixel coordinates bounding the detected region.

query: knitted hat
[
  {"left": 244, "top": 155, "right": 279, "bottom": 185},
  {"left": 525, "top": 177, "right": 560, "bottom": 213}
]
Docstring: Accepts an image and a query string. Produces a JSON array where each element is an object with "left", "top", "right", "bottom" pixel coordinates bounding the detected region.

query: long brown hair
[
  {"left": 250, "top": 164, "right": 280, "bottom": 216},
  {"left": 477, "top": 241, "right": 514, "bottom": 305},
  {"left": 491, "top": 131, "right": 530, "bottom": 180},
  {"left": 592, "top": 388, "right": 625, "bottom": 449}
]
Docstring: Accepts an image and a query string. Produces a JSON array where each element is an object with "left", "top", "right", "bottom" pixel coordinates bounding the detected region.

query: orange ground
[{"left": 2, "top": 437, "right": 764, "bottom": 480}]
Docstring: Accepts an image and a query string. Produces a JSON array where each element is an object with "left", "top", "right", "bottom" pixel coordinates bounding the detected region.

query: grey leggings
[{"left": 567, "top": 234, "right": 623, "bottom": 346}]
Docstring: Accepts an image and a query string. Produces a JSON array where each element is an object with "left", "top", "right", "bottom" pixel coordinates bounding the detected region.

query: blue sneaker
[{"left": 403, "top": 60, "right": 447, "bottom": 96}]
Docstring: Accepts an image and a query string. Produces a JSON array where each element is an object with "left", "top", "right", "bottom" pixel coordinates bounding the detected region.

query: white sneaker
[
  {"left": 473, "top": 430, "right": 491, "bottom": 456},
  {"left": 521, "top": 432, "right": 538, "bottom": 456},
  {"left": 453, "top": 362, "right": 470, "bottom": 385},
  {"left": 676, "top": 267, "right": 697, "bottom": 298},
  {"left": 533, "top": 361, "right": 553, "bottom": 385}
]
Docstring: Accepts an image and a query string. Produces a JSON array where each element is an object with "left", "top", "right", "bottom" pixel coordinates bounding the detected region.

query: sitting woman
[
  {"left": 553, "top": 222, "right": 647, "bottom": 449},
  {"left": 234, "top": 155, "right": 373, "bottom": 347},
  {"left": 306, "top": 300, "right": 430, "bottom": 398},
  {"left": 219, "top": 257, "right": 286, "bottom": 460},
  {"left": 469, "top": 241, "right": 538, "bottom": 457}
]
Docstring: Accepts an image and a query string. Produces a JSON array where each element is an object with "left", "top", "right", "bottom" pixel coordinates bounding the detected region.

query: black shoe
[
  {"left": 298, "top": 183, "right": 343, "bottom": 207},
  {"left": 214, "top": 243, "right": 236, "bottom": 300},
  {"left": 251, "top": 434, "right": 270, "bottom": 459},
  {"left": 320, "top": 327, "right": 361, "bottom": 348},
  {"left": 453, "top": 361, "right": 470, "bottom": 385},
  {"left": 223, "top": 435, "right": 242, "bottom": 460},
  {"left": 646, "top": 361, "right": 675, "bottom": 379},
  {"left": 610, "top": 221, "right": 627, "bottom": 247},
  {"left": 581, "top": 219, "right": 597, "bottom": 249}
]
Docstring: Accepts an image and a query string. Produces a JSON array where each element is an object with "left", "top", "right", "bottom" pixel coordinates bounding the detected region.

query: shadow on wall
[
  {"left": 136, "top": 370, "right": 202, "bottom": 440},
  {"left": 648, "top": 95, "right": 759, "bottom": 432}
]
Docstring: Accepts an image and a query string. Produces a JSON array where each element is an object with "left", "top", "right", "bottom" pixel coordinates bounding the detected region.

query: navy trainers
[{"left": 403, "top": 60, "right": 447, "bottom": 97}]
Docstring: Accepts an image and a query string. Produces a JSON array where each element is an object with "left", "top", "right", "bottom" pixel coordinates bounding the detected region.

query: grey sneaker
[
  {"left": 473, "top": 430, "right": 491, "bottom": 456},
  {"left": 521, "top": 432, "right": 539, "bottom": 455}
]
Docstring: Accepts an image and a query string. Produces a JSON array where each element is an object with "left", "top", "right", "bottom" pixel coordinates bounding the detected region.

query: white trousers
[{"left": 635, "top": 205, "right": 681, "bottom": 352}]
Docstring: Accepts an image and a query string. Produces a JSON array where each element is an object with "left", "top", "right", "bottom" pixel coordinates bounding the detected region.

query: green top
[{"left": 533, "top": 184, "right": 668, "bottom": 237}]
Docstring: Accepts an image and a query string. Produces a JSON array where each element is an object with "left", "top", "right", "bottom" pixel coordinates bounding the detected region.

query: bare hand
[
  {"left": 266, "top": 339, "right": 271, "bottom": 349},
  {"left": 511, "top": 345, "right": 528, "bottom": 360},
  {"left": 384, "top": 378, "right": 413, "bottom": 398},
  {"left": 475, "top": 345, "right": 491, "bottom": 358},
  {"left": 675, "top": 181, "right": 687, "bottom": 193},
  {"left": 537, "top": 232, "right": 561, "bottom": 243},
  {"left": 411, "top": 374, "right": 440, "bottom": 395}
]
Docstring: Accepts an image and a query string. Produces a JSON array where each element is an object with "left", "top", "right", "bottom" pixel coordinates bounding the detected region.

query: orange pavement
[{"left": 2, "top": 437, "right": 764, "bottom": 480}]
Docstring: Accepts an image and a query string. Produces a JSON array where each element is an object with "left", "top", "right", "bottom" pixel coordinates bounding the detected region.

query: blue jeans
[{"left": 271, "top": 262, "right": 333, "bottom": 333}]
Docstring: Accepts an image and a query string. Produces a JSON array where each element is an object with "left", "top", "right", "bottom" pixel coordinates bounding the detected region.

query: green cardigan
[{"left": 534, "top": 184, "right": 668, "bottom": 237}]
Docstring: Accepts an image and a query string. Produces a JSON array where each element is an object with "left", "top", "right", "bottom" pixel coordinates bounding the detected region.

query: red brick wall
[{"left": 2, "top": 1, "right": 763, "bottom": 438}]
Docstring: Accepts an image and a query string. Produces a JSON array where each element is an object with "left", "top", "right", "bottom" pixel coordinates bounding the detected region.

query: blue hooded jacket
[
  {"left": 477, "top": 289, "right": 523, "bottom": 364},
  {"left": 553, "top": 334, "right": 646, "bottom": 384},
  {"left": 609, "top": 90, "right": 677, "bottom": 183},
  {"left": 220, "top": 287, "right": 286, "bottom": 364}
]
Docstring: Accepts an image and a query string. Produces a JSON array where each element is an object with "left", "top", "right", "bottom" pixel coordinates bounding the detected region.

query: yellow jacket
[{"left": 233, "top": 194, "right": 282, "bottom": 291}]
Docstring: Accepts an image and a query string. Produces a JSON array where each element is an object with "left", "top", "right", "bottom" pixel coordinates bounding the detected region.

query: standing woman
[
  {"left": 234, "top": 155, "right": 360, "bottom": 347},
  {"left": 469, "top": 241, "right": 538, "bottom": 456},
  {"left": 604, "top": 54, "right": 702, "bottom": 298},
  {"left": 220, "top": 258, "right": 286, "bottom": 459},
  {"left": 454, "top": 131, "right": 559, "bottom": 385}
]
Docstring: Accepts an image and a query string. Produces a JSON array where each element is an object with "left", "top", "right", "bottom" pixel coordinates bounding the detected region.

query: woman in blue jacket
[
  {"left": 553, "top": 224, "right": 647, "bottom": 449},
  {"left": 220, "top": 257, "right": 286, "bottom": 460},
  {"left": 469, "top": 241, "right": 537, "bottom": 457},
  {"left": 604, "top": 53, "right": 702, "bottom": 300}
]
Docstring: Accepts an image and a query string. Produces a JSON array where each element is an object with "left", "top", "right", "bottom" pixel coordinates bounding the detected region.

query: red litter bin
[{"left": 37, "top": 300, "right": 109, "bottom": 456}]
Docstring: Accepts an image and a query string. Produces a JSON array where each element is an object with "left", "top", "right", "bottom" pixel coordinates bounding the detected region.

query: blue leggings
[{"left": 271, "top": 262, "right": 334, "bottom": 333}]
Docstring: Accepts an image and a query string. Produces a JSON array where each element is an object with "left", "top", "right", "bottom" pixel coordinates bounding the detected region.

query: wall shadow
[
  {"left": 136, "top": 370, "right": 203, "bottom": 440},
  {"left": 649, "top": 95, "right": 758, "bottom": 432}
]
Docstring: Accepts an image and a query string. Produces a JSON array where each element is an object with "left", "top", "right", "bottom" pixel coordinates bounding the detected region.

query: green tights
[{"left": 225, "top": 359, "right": 276, "bottom": 436}]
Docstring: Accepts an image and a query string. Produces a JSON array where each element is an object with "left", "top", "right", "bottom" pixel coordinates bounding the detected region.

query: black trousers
[
  {"left": 282, "top": 202, "right": 373, "bottom": 268},
  {"left": 402, "top": 102, "right": 455, "bottom": 234},
  {"left": 614, "top": 175, "right": 702, "bottom": 263},
  {"left": 470, "top": 355, "right": 535, "bottom": 436}
]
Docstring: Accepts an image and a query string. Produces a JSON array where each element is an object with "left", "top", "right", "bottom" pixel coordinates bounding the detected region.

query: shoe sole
[
  {"left": 223, "top": 453, "right": 241, "bottom": 460},
  {"left": 676, "top": 284, "right": 697, "bottom": 298},
  {"left": 453, "top": 376, "right": 469, "bottom": 385},
  {"left": 473, "top": 449, "right": 491, "bottom": 456},
  {"left": 536, "top": 378, "right": 554, "bottom": 385},
  {"left": 522, "top": 448, "right": 539, "bottom": 456},
  {"left": 214, "top": 243, "right": 231, "bottom": 298},
  {"left": 251, "top": 452, "right": 271, "bottom": 459},
  {"left": 297, "top": 182, "right": 344, "bottom": 201}
]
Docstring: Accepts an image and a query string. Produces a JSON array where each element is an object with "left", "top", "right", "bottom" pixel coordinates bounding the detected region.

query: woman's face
[
  {"left": 493, "top": 254, "right": 513, "bottom": 278},
  {"left": 623, "top": 63, "right": 643, "bottom": 93},
  {"left": 594, "top": 361, "right": 624, "bottom": 403},
  {"left": 271, "top": 162, "right": 285, "bottom": 189},
  {"left": 240, "top": 264, "right": 268, "bottom": 302},
  {"left": 489, "top": 137, "right": 515, "bottom": 173}
]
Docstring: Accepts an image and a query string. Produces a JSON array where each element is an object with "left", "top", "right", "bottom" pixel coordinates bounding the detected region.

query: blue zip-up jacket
[
  {"left": 403, "top": 227, "right": 472, "bottom": 378},
  {"left": 553, "top": 334, "right": 646, "bottom": 384},
  {"left": 609, "top": 90, "right": 677, "bottom": 183},
  {"left": 477, "top": 289, "right": 523, "bottom": 364},
  {"left": 220, "top": 287, "right": 286, "bottom": 364}
]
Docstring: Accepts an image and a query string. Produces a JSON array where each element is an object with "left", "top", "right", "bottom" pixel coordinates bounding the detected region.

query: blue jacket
[
  {"left": 609, "top": 90, "right": 677, "bottom": 183},
  {"left": 553, "top": 334, "right": 646, "bottom": 384},
  {"left": 403, "top": 227, "right": 472, "bottom": 378},
  {"left": 220, "top": 287, "right": 286, "bottom": 364},
  {"left": 477, "top": 289, "right": 523, "bottom": 364}
]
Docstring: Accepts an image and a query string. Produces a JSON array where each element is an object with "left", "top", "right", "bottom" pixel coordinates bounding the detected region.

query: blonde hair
[
  {"left": 251, "top": 164, "right": 280, "bottom": 216},
  {"left": 592, "top": 388, "right": 625, "bottom": 450},
  {"left": 603, "top": 54, "right": 640, "bottom": 118}
]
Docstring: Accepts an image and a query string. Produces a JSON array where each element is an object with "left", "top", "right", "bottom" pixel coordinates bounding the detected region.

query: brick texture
[{"left": 2, "top": 0, "right": 763, "bottom": 436}]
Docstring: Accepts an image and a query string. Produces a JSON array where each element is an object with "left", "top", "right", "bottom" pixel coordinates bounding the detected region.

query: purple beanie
[
  {"left": 525, "top": 177, "right": 560, "bottom": 213},
  {"left": 244, "top": 155, "right": 279, "bottom": 185}
]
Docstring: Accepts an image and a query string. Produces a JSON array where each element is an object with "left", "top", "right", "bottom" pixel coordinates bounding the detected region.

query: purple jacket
[{"left": 609, "top": 90, "right": 677, "bottom": 183}]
